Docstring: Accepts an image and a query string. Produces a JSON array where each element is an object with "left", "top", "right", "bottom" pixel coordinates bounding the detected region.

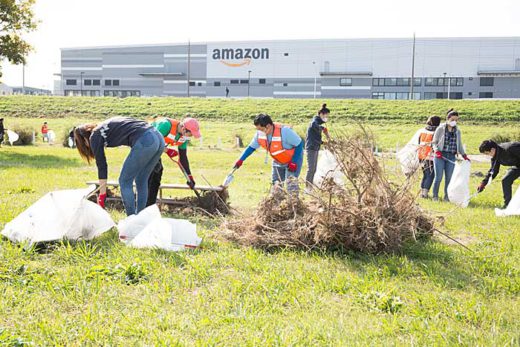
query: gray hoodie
[{"left": 432, "top": 122, "right": 466, "bottom": 156}]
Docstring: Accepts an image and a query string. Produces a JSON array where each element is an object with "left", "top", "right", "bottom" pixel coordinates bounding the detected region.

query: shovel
[
  {"left": 168, "top": 157, "right": 203, "bottom": 202},
  {"left": 222, "top": 167, "right": 238, "bottom": 188}
]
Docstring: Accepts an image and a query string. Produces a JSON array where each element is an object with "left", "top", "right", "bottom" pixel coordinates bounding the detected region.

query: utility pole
[
  {"left": 247, "top": 70, "right": 251, "bottom": 97},
  {"left": 443, "top": 72, "right": 447, "bottom": 99},
  {"left": 410, "top": 33, "right": 416, "bottom": 100},
  {"left": 187, "top": 40, "right": 191, "bottom": 97},
  {"left": 80, "top": 71, "right": 84, "bottom": 96},
  {"left": 447, "top": 75, "right": 451, "bottom": 100},
  {"left": 313, "top": 61, "right": 317, "bottom": 99}
]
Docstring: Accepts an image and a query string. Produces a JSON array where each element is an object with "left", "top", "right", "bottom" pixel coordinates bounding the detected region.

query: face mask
[
  {"left": 322, "top": 117, "right": 328, "bottom": 123},
  {"left": 449, "top": 121, "right": 457, "bottom": 127}
]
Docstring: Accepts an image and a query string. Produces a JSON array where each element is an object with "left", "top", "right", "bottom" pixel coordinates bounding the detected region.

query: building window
[
  {"left": 240, "top": 80, "right": 249, "bottom": 84},
  {"left": 113, "top": 80, "right": 120, "bottom": 86},
  {"left": 66, "top": 79, "right": 77, "bottom": 86},
  {"left": 450, "top": 92, "right": 463, "bottom": 99},
  {"left": 197, "top": 82, "right": 202, "bottom": 87},
  {"left": 372, "top": 78, "right": 380, "bottom": 86},
  {"left": 340, "top": 78, "right": 352, "bottom": 86},
  {"left": 259, "top": 79, "right": 266, "bottom": 84},
  {"left": 479, "top": 92, "right": 493, "bottom": 98},
  {"left": 450, "top": 77, "right": 464, "bottom": 86},
  {"left": 283, "top": 83, "right": 288, "bottom": 87},
  {"left": 189, "top": 81, "right": 195, "bottom": 87},
  {"left": 480, "top": 77, "right": 494, "bottom": 86},
  {"left": 284, "top": 53, "right": 289, "bottom": 56},
  {"left": 384, "top": 78, "right": 397, "bottom": 86},
  {"left": 93, "top": 79, "right": 100, "bottom": 86},
  {"left": 84, "top": 79, "right": 92, "bottom": 86},
  {"left": 414, "top": 78, "right": 421, "bottom": 86},
  {"left": 468, "top": 92, "right": 473, "bottom": 96},
  {"left": 214, "top": 81, "right": 221, "bottom": 87},
  {"left": 372, "top": 92, "right": 384, "bottom": 99},
  {"left": 230, "top": 80, "right": 239, "bottom": 84},
  {"left": 105, "top": 80, "right": 112, "bottom": 86}
]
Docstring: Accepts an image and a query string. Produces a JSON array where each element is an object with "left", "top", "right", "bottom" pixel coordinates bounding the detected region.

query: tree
[{"left": 0, "top": 0, "right": 38, "bottom": 78}]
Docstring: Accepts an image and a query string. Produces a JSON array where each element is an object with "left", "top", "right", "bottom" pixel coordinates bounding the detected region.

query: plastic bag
[
  {"left": 7, "top": 130, "right": 19, "bottom": 145},
  {"left": 495, "top": 185, "right": 520, "bottom": 217},
  {"left": 313, "top": 150, "right": 344, "bottom": 187},
  {"left": 47, "top": 130, "right": 56, "bottom": 144},
  {"left": 447, "top": 160, "right": 471, "bottom": 208},
  {"left": 1, "top": 185, "right": 114, "bottom": 244},
  {"left": 117, "top": 205, "right": 201, "bottom": 251},
  {"left": 396, "top": 129, "right": 422, "bottom": 176}
]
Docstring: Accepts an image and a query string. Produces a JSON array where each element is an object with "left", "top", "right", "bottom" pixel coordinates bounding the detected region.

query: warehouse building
[{"left": 56, "top": 37, "right": 520, "bottom": 99}]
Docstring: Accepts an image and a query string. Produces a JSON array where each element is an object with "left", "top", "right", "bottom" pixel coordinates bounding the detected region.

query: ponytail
[
  {"left": 446, "top": 108, "right": 459, "bottom": 119},
  {"left": 318, "top": 103, "right": 330, "bottom": 115}
]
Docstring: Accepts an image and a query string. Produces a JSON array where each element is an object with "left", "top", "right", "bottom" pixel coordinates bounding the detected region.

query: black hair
[
  {"left": 318, "top": 103, "right": 330, "bottom": 115},
  {"left": 253, "top": 114, "right": 273, "bottom": 127},
  {"left": 479, "top": 140, "right": 498, "bottom": 153},
  {"left": 446, "top": 108, "right": 459, "bottom": 119},
  {"left": 426, "top": 116, "right": 441, "bottom": 127}
]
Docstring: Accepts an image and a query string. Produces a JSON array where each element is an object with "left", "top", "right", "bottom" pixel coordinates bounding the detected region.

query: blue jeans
[
  {"left": 432, "top": 152, "right": 456, "bottom": 200},
  {"left": 119, "top": 128, "right": 165, "bottom": 216},
  {"left": 420, "top": 160, "right": 435, "bottom": 191},
  {"left": 272, "top": 157, "right": 303, "bottom": 192}
]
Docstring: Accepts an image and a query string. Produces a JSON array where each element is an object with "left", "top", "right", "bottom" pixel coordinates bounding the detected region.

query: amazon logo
[{"left": 212, "top": 48, "right": 269, "bottom": 67}]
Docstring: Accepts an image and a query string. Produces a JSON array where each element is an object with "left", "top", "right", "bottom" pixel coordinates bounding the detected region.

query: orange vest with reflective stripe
[
  {"left": 257, "top": 123, "right": 295, "bottom": 164},
  {"left": 418, "top": 130, "right": 435, "bottom": 160},
  {"left": 164, "top": 119, "right": 186, "bottom": 147}
]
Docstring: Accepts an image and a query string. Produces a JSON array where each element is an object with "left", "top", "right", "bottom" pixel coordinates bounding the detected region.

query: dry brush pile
[{"left": 220, "top": 130, "right": 435, "bottom": 254}]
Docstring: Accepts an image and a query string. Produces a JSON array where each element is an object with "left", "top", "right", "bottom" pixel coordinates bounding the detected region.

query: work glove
[
  {"left": 477, "top": 182, "right": 486, "bottom": 193},
  {"left": 323, "top": 127, "right": 329, "bottom": 136},
  {"left": 166, "top": 148, "right": 178, "bottom": 158},
  {"left": 435, "top": 151, "right": 442, "bottom": 159},
  {"left": 234, "top": 159, "right": 244, "bottom": 169},
  {"left": 187, "top": 175, "right": 196, "bottom": 189},
  {"left": 288, "top": 162, "right": 298, "bottom": 172},
  {"left": 97, "top": 193, "right": 107, "bottom": 209},
  {"left": 462, "top": 154, "right": 471, "bottom": 162}
]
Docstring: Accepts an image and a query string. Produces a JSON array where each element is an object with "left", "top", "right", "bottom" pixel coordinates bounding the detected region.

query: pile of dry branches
[{"left": 220, "top": 130, "right": 435, "bottom": 254}]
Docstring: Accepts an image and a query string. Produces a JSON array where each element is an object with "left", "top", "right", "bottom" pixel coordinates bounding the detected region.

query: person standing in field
[
  {"left": 431, "top": 109, "right": 470, "bottom": 201},
  {"left": 477, "top": 139, "right": 520, "bottom": 209},
  {"left": 41, "top": 122, "right": 49, "bottom": 142},
  {"left": 232, "top": 114, "right": 304, "bottom": 193},
  {"left": 417, "top": 115, "right": 441, "bottom": 198},
  {"left": 226, "top": 87, "right": 230, "bottom": 98},
  {"left": 0, "top": 118, "right": 4, "bottom": 147},
  {"left": 74, "top": 117, "right": 164, "bottom": 216},
  {"left": 146, "top": 116, "right": 202, "bottom": 207},
  {"left": 305, "top": 103, "right": 330, "bottom": 192}
]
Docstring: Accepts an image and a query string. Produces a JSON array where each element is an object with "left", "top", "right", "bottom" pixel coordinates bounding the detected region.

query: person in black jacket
[
  {"left": 305, "top": 104, "right": 330, "bottom": 191},
  {"left": 477, "top": 140, "right": 520, "bottom": 208},
  {"left": 0, "top": 118, "right": 4, "bottom": 147}
]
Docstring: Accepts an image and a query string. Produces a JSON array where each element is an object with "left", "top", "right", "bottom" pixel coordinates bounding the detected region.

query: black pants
[
  {"left": 146, "top": 159, "right": 163, "bottom": 207},
  {"left": 502, "top": 167, "right": 520, "bottom": 207}
]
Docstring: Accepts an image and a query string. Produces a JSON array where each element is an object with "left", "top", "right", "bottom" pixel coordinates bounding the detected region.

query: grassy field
[{"left": 0, "top": 103, "right": 519, "bottom": 345}]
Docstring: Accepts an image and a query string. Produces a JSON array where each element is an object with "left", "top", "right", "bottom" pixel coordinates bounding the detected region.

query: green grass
[
  {"left": 0, "top": 116, "right": 519, "bottom": 345},
  {"left": 1, "top": 95, "right": 520, "bottom": 123}
]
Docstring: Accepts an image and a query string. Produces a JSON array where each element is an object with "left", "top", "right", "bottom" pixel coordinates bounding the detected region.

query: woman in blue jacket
[{"left": 305, "top": 104, "right": 330, "bottom": 191}]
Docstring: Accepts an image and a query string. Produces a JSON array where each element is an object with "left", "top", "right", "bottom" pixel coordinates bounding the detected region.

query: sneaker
[
  {"left": 420, "top": 189, "right": 429, "bottom": 199},
  {"left": 443, "top": 197, "right": 450, "bottom": 202},
  {"left": 432, "top": 197, "right": 439, "bottom": 202}
]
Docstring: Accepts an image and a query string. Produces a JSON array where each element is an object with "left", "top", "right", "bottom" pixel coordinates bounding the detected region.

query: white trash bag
[
  {"left": 1, "top": 185, "right": 115, "bottom": 244},
  {"left": 7, "top": 130, "right": 19, "bottom": 145},
  {"left": 47, "top": 130, "right": 56, "bottom": 144},
  {"left": 313, "top": 150, "right": 344, "bottom": 188},
  {"left": 447, "top": 160, "right": 472, "bottom": 208},
  {"left": 396, "top": 129, "right": 422, "bottom": 176},
  {"left": 117, "top": 204, "right": 201, "bottom": 251},
  {"left": 495, "top": 186, "right": 520, "bottom": 217}
]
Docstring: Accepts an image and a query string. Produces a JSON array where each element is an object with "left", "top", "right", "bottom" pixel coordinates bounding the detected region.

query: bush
[
  {"left": 490, "top": 132, "right": 520, "bottom": 144},
  {"left": 11, "top": 126, "right": 34, "bottom": 146}
]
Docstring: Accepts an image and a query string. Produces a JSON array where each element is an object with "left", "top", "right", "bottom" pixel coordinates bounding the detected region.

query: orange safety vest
[
  {"left": 163, "top": 119, "right": 187, "bottom": 147},
  {"left": 418, "top": 130, "right": 435, "bottom": 160},
  {"left": 257, "top": 123, "right": 295, "bottom": 165}
]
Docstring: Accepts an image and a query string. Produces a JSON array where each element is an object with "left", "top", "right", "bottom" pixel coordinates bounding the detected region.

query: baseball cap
[{"left": 183, "top": 117, "right": 201, "bottom": 138}]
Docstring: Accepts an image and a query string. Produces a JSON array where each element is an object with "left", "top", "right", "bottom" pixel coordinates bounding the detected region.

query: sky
[{"left": 1, "top": 0, "right": 520, "bottom": 91}]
